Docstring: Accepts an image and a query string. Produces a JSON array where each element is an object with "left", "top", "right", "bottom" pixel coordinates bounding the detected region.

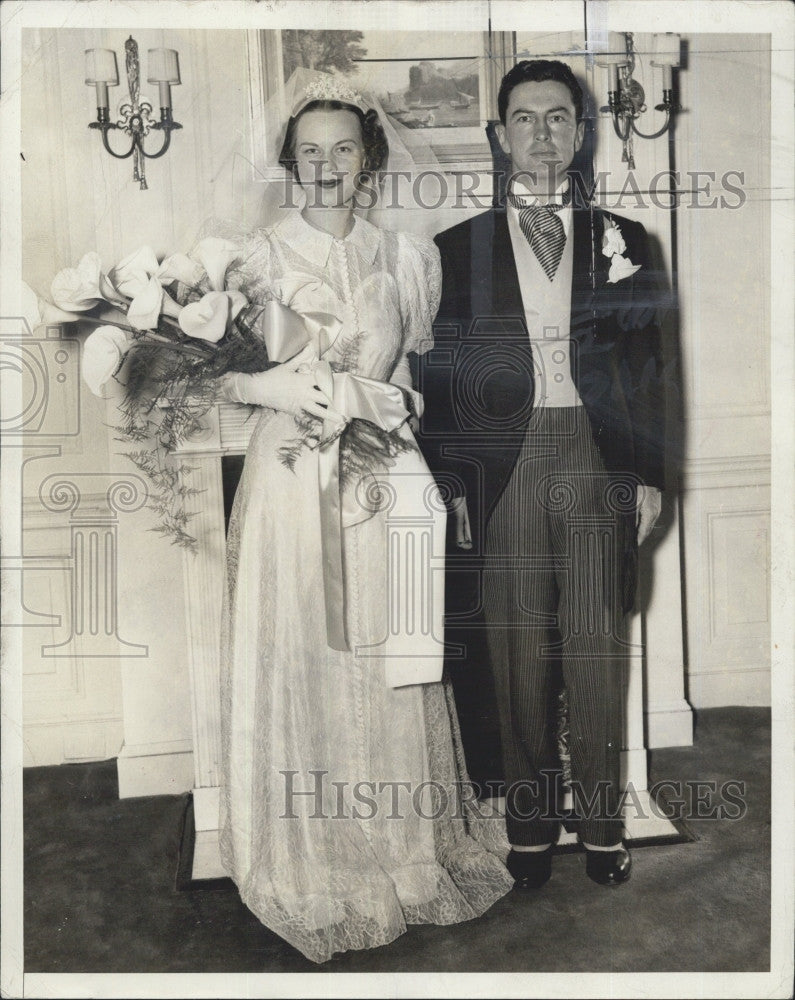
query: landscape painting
[{"left": 280, "top": 28, "right": 488, "bottom": 152}]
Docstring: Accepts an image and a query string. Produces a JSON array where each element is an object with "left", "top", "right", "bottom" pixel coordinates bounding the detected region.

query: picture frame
[{"left": 246, "top": 27, "right": 513, "bottom": 178}]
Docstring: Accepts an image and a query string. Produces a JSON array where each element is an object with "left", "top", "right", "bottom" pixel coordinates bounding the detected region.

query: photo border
[{"left": 1, "top": 2, "right": 792, "bottom": 998}]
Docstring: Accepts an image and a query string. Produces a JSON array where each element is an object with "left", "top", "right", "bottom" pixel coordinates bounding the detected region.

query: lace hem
[{"left": 221, "top": 840, "right": 512, "bottom": 964}]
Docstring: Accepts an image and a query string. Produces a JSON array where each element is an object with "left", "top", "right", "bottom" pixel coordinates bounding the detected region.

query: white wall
[{"left": 675, "top": 35, "right": 771, "bottom": 706}]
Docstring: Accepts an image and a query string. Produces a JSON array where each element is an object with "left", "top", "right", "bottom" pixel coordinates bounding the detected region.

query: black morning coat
[{"left": 411, "top": 202, "right": 671, "bottom": 614}]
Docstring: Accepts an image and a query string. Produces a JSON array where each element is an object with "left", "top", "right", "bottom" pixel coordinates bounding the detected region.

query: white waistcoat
[{"left": 507, "top": 208, "right": 583, "bottom": 409}]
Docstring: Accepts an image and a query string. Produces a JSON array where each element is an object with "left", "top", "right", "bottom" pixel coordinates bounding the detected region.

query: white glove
[
  {"left": 450, "top": 495, "right": 472, "bottom": 550},
  {"left": 389, "top": 354, "right": 423, "bottom": 431},
  {"left": 636, "top": 485, "right": 662, "bottom": 545},
  {"left": 220, "top": 344, "right": 341, "bottom": 422}
]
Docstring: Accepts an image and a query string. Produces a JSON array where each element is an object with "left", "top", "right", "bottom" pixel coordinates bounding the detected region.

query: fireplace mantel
[{"left": 170, "top": 402, "right": 256, "bottom": 876}]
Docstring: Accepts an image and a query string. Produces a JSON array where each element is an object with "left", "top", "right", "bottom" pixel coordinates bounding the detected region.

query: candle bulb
[
  {"left": 593, "top": 30, "right": 629, "bottom": 68},
  {"left": 85, "top": 48, "right": 119, "bottom": 110},
  {"left": 147, "top": 48, "right": 180, "bottom": 111},
  {"left": 651, "top": 32, "right": 681, "bottom": 95},
  {"left": 592, "top": 30, "right": 627, "bottom": 111}
]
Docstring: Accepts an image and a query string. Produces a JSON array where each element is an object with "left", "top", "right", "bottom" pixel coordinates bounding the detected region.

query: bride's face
[{"left": 293, "top": 109, "right": 365, "bottom": 209}]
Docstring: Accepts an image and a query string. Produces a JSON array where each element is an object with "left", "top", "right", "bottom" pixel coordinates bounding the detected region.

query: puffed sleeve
[{"left": 395, "top": 231, "right": 442, "bottom": 356}]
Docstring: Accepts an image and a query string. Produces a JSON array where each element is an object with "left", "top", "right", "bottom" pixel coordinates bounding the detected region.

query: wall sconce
[
  {"left": 593, "top": 31, "right": 681, "bottom": 169},
  {"left": 85, "top": 37, "right": 182, "bottom": 191}
]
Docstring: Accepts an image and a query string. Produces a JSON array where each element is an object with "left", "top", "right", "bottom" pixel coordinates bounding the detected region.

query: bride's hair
[{"left": 278, "top": 100, "right": 389, "bottom": 179}]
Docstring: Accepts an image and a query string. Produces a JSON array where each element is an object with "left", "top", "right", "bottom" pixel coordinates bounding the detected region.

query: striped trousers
[{"left": 483, "top": 406, "right": 630, "bottom": 847}]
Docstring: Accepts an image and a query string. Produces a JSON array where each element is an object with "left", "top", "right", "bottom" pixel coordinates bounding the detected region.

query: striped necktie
[{"left": 508, "top": 192, "right": 568, "bottom": 282}]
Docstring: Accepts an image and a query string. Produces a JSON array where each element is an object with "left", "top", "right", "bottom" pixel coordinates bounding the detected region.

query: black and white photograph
[{"left": 1, "top": 1, "right": 793, "bottom": 997}]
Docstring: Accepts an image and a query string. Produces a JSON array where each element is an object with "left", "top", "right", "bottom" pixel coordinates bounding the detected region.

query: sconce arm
[
  {"left": 601, "top": 95, "right": 633, "bottom": 143},
  {"left": 610, "top": 110, "right": 633, "bottom": 142},
  {"left": 146, "top": 112, "right": 183, "bottom": 160},
  {"left": 631, "top": 105, "right": 676, "bottom": 140},
  {"left": 89, "top": 120, "right": 137, "bottom": 160}
]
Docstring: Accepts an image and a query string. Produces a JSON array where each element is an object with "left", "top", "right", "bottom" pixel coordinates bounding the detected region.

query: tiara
[{"left": 291, "top": 78, "right": 368, "bottom": 117}]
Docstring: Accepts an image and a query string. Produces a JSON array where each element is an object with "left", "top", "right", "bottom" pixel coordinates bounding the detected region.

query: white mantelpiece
[{"left": 171, "top": 404, "right": 247, "bottom": 875}]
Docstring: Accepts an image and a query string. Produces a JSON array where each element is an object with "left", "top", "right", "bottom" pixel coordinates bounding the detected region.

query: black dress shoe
[
  {"left": 506, "top": 847, "right": 553, "bottom": 890},
  {"left": 585, "top": 846, "right": 632, "bottom": 885}
]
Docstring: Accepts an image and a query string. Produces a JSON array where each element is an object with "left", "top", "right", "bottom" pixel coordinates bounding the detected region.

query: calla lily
[
  {"left": 19, "top": 282, "right": 85, "bottom": 332},
  {"left": 51, "top": 252, "right": 122, "bottom": 312},
  {"left": 127, "top": 275, "right": 164, "bottom": 330},
  {"left": 178, "top": 290, "right": 248, "bottom": 343},
  {"left": 110, "top": 245, "right": 160, "bottom": 298},
  {"left": 156, "top": 252, "right": 204, "bottom": 288},
  {"left": 607, "top": 255, "right": 641, "bottom": 284},
  {"left": 39, "top": 300, "right": 88, "bottom": 325},
  {"left": 195, "top": 238, "right": 240, "bottom": 292},
  {"left": 81, "top": 325, "right": 135, "bottom": 398},
  {"left": 113, "top": 246, "right": 198, "bottom": 325}
]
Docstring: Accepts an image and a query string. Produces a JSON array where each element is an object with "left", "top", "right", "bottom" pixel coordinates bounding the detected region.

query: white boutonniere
[{"left": 602, "top": 220, "right": 641, "bottom": 284}]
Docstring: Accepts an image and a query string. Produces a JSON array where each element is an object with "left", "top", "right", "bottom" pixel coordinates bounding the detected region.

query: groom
[{"left": 415, "top": 60, "right": 669, "bottom": 888}]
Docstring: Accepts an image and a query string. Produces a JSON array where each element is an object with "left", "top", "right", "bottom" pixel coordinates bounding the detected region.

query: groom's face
[{"left": 496, "top": 79, "right": 584, "bottom": 194}]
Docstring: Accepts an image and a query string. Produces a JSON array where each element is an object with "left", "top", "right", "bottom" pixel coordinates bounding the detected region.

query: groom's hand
[
  {"left": 450, "top": 496, "right": 472, "bottom": 550},
  {"left": 636, "top": 486, "right": 662, "bottom": 545}
]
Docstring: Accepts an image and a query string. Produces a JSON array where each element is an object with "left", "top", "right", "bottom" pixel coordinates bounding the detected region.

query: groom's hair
[
  {"left": 278, "top": 100, "right": 389, "bottom": 179},
  {"left": 498, "top": 60, "right": 584, "bottom": 124}
]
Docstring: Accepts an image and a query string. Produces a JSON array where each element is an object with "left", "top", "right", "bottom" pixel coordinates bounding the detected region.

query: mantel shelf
[{"left": 170, "top": 402, "right": 259, "bottom": 457}]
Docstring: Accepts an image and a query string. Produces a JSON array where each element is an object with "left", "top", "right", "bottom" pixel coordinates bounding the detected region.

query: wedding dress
[{"left": 218, "top": 210, "right": 512, "bottom": 964}]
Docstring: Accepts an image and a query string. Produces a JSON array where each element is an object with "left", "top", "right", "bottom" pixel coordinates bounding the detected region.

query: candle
[
  {"left": 85, "top": 48, "right": 119, "bottom": 110},
  {"left": 651, "top": 32, "right": 681, "bottom": 91},
  {"left": 148, "top": 48, "right": 180, "bottom": 109},
  {"left": 592, "top": 30, "right": 628, "bottom": 100}
]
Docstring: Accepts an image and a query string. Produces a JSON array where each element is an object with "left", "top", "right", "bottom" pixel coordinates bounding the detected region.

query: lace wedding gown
[{"left": 218, "top": 211, "right": 512, "bottom": 964}]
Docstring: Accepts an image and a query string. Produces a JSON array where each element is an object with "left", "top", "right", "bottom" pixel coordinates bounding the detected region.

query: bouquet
[
  {"left": 38, "top": 239, "right": 421, "bottom": 557},
  {"left": 40, "top": 240, "right": 275, "bottom": 552}
]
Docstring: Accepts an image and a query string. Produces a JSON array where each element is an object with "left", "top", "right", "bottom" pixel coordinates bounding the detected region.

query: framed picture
[
  {"left": 332, "top": 30, "right": 490, "bottom": 160},
  {"left": 248, "top": 28, "right": 510, "bottom": 177}
]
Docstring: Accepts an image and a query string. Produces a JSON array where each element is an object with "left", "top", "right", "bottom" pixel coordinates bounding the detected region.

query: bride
[{"left": 214, "top": 71, "right": 512, "bottom": 964}]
